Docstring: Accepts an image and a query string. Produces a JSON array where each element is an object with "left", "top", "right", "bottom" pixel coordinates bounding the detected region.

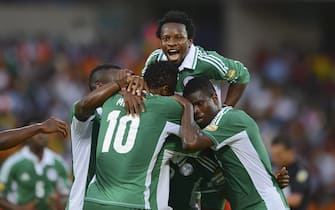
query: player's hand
[
  {"left": 120, "top": 89, "right": 145, "bottom": 116},
  {"left": 275, "top": 166, "right": 290, "bottom": 189},
  {"left": 171, "top": 94, "right": 192, "bottom": 108},
  {"left": 115, "top": 69, "right": 134, "bottom": 89},
  {"left": 126, "top": 75, "right": 149, "bottom": 97},
  {"left": 40, "top": 117, "right": 69, "bottom": 138}
]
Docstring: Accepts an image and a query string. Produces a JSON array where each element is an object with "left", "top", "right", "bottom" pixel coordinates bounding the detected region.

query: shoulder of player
[
  {"left": 0, "top": 150, "right": 27, "bottom": 174},
  {"left": 212, "top": 107, "right": 246, "bottom": 125},
  {"left": 145, "top": 49, "right": 162, "bottom": 63},
  {"left": 195, "top": 46, "right": 228, "bottom": 72},
  {"left": 196, "top": 46, "right": 246, "bottom": 70},
  {"left": 145, "top": 95, "right": 182, "bottom": 109}
]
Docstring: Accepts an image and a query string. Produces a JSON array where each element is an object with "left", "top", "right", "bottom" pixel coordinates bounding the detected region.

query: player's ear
[
  {"left": 95, "top": 81, "right": 103, "bottom": 89},
  {"left": 162, "top": 85, "right": 171, "bottom": 96},
  {"left": 188, "top": 39, "right": 193, "bottom": 46},
  {"left": 211, "top": 92, "right": 218, "bottom": 105}
]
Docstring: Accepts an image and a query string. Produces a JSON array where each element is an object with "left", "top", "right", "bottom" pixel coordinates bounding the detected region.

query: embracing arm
[
  {"left": 74, "top": 69, "right": 132, "bottom": 121},
  {"left": 0, "top": 117, "right": 68, "bottom": 151},
  {"left": 173, "top": 95, "right": 213, "bottom": 152},
  {"left": 74, "top": 82, "right": 122, "bottom": 121}
]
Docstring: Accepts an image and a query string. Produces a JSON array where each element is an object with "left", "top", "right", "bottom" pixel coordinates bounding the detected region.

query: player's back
[{"left": 85, "top": 93, "right": 182, "bottom": 209}]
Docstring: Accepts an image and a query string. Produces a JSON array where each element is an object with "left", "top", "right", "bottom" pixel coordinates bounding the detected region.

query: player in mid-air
[
  {"left": 142, "top": 10, "right": 250, "bottom": 209},
  {"left": 143, "top": 10, "right": 250, "bottom": 106}
]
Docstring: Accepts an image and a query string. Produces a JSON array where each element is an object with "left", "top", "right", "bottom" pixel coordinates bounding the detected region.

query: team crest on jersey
[
  {"left": 205, "top": 124, "right": 218, "bottom": 131},
  {"left": 20, "top": 173, "right": 30, "bottom": 181},
  {"left": 47, "top": 168, "right": 58, "bottom": 181},
  {"left": 226, "top": 69, "right": 237, "bottom": 80}
]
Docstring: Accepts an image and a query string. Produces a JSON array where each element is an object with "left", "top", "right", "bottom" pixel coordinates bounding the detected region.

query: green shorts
[{"left": 83, "top": 201, "right": 147, "bottom": 210}]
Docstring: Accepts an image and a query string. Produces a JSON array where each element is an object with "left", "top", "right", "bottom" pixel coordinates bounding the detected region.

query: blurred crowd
[
  {"left": 239, "top": 47, "right": 335, "bottom": 209},
  {"left": 0, "top": 28, "right": 334, "bottom": 209}
]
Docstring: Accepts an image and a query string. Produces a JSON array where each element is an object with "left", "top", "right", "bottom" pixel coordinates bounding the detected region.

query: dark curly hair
[
  {"left": 156, "top": 10, "right": 195, "bottom": 40},
  {"left": 88, "top": 64, "right": 121, "bottom": 91},
  {"left": 183, "top": 77, "right": 216, "bottom": 98},
  {"left": 143, "top": 61, "right": 178, "bottom": 95}
]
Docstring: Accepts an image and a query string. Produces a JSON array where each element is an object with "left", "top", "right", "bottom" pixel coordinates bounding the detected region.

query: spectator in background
[
  {"left": 0, "top": 124, "right": 70, "bottom": 210},
  {"left": 271, "top": 134, "right": 312, "bottom": 210}
]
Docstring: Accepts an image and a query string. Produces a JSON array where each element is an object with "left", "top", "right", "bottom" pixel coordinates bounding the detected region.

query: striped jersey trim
[
  {"left": 197, "top": 50, "right": 228, "bottom": 75},
  {"left": 212, "top": 106, "right": 232, "bottom": 126}
]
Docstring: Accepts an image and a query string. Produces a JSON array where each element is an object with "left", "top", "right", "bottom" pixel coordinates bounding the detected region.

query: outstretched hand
[
  {"left": 40, "top": 117, "right": 69, "bottom": 138},
  {"left": 275, "top": 166, "right": 290, "bottom": 189}
]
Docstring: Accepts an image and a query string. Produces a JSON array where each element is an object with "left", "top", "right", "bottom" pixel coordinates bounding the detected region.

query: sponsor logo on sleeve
[{"left": 205, "top": 124, "right": 218, "bottom": 132}]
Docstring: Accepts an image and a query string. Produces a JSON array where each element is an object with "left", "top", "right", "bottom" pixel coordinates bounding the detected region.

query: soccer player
[
  {"left": 0, "top": 126, "right": 70, "bottom": 210},
  {"left": 143, "top": 10, "right": 250, "bottom": 106},
  {"left": 67, "top": 64, "right": 132, "bottom": 210},
  {"left": 0, "top": 117, "right": 68, "bottom": 150},
  {"left": 271, "top": 135, "right": 311, "bottom": 210},
  {"left": 83, "top": 61, "right": 193, "bottom": 210},
  {"left": 141, "top": 10, "right": 250, "bottom": 210},
  {"left": 174, "top": 77, "right": 290, "bottom": 210}
]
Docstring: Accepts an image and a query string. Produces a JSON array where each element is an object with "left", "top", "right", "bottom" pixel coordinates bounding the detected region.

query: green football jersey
[
  {"left": 0, "top": 147, "right": 70, "bottom": 210},
  {"left": 85, "top": 94, "right": 186, "bottom": 210},
  {"left": 143, "top": 45, "right": 250, "bottom": 94},
  {"left": 67, "top": 104, "right": 101, "bottom": 210},
  {"left": 202, "top": 107, "right": 290, "bottom": 210}
]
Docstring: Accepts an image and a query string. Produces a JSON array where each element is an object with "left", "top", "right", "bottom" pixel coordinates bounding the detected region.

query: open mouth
[
  {"left": 195, "top": 116, "right": 203, "bottom": 124},
  {"left": 167, "top": 49, "right": 180, "bottom": 62}
]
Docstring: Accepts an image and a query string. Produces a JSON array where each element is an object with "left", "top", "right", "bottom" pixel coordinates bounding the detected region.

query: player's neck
[{"left": 29, "top": 146, "right": 44, "bottom": 161}]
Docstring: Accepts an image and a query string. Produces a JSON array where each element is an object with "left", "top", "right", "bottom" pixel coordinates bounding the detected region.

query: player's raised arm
[{"left": 74, "top": 69, "right": 131, "bottom": 121}]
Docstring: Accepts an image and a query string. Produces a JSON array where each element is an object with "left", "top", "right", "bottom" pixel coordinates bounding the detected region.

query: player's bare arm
[
  {"left": 224, "top": 83, "right": 247, "bottom": 106},
  {"left": 74, "top": 69, "right": 131, "bottom": 121},
  {"left": 172, "top": 94, "right": 213, "bottom": 151},
  {"left": 0, "top": 117, "right": 68, "bottom": 150}
]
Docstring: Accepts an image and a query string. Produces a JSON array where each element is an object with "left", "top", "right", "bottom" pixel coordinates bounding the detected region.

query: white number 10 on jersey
[{"left": 102, "top": 110, "right": 140, "bottom": 153}]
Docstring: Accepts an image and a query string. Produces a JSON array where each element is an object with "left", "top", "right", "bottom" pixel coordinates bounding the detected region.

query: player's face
[
  {"left": 270, "top": 144, "right": 290, "bottom": 166},
  {"left": 186, "top": 90, "right": 220, "bottom": 129},
  {"left": 30, "top": 133, "right": 48, "bottom": 150},
  {"left": 160, "top": 22, "right": 193, "bottom": 65}
]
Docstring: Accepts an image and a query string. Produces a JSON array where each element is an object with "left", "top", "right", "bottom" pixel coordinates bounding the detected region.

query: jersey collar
[
  {"left": 160, "top": 44, "right": 198, "bottom": 71},
  {"left": 22, "top": 146, "right": 55, "bottom": 165}
]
